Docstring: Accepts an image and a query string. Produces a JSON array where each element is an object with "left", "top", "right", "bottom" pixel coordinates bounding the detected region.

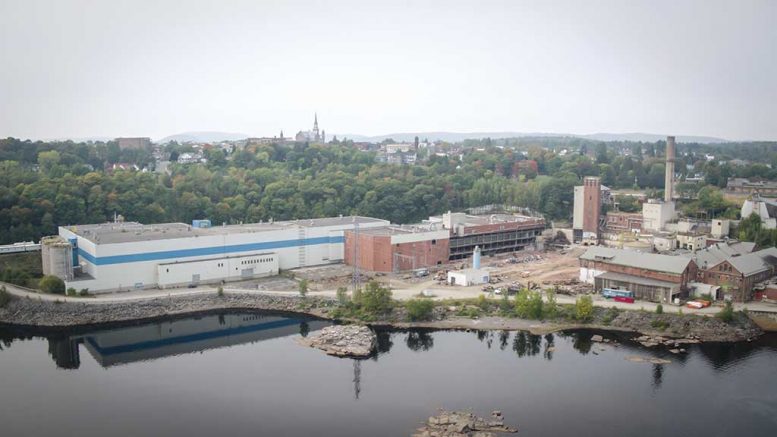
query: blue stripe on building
[
  {"left": 77, "top": 236, "right": 344, "bottom": 266},
  {"left": 85, "top": 318, "right": 303, "bottom": 356}
]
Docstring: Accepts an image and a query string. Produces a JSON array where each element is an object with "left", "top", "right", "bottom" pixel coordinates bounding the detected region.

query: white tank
[
  {"left": 41, "top": 236, "right": 74, "bottom": 280},
  {"left": 473, "top": 246, "right": 482, "bottom": 269}
]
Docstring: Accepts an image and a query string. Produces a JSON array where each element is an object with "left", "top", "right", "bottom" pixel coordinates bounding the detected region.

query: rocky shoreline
[
  {"left": 0, "top": 292, "right": 763, "bottom": 343},
  {"left": 0, "top": 293, "right": 334, "bottom": 328},
  {"left": 298, "top": 325, "right": 377, "bottom": 357}
]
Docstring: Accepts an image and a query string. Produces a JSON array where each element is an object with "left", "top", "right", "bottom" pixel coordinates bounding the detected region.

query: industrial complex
[
  {"left": 40, "top": 209, "right": 546, "bottom": 293},
  {"left": 570, "top": 136, "right": 777, "bottom": 303},
  {"left": 26, "top": 133, "right": 777, "bottom": 305},
  {"left": 43, "top": 216, "right": 389, "bottom": 292}
]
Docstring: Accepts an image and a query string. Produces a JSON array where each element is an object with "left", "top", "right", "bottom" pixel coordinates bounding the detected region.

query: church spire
[{"left": 313, "top": 113, "right": 320, "bottom": 142}]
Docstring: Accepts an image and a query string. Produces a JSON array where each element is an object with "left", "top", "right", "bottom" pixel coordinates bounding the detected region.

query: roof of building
[
  {"left": 596, "top": 271, "right": 679, "bottom": 289},
  {"left": 64, "top": 216, "right": 388, "bottom": 244},
  {"left": 726, "top": 247, "right": 777, "bottom": 276},
  {"left": 579, "top": 246, "right": 693, "bottom": 275},
  {"left": 356, "top": 224, "right": 448, "bottom": 237},
  {"left": 433, "top": 213, "right": 543, "bottom": 227},
  {"left": 692, "top": 241, "right": 757, "bottom": 270}
]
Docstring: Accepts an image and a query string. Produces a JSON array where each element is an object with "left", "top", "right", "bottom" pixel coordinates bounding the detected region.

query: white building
[
  {"left": 56, "top": 216, "right": 389, "bottom": 293},
  {"left": 642, "top": 199, "right": 675, "bottom": 232},
  {"left": 447, "top": 268, "right": 490, "bottom": 286},
  {"left": 741, "top": 197, "right": 777, "bottom": 229}
]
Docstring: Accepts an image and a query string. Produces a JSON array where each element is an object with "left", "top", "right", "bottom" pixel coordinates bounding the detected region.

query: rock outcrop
[
  {"left": 300, "top": 325, "right": 376, "bottom": 357},
  {"left": 413, "top": 410, "right": 517, "bottom": 437}
]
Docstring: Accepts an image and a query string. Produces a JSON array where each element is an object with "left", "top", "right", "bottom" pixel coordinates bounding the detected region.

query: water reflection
[
  {"left": 652, "top": 364, "right": 664, "bottom": 389},
  {"left": 406, "top": 331, "right": 434, "bottom": 352},
  {"left": 373, "top": 330, "right": 394, "bottom": 357},
  {"left": 2, "top": 312, "right": 328, "bottom": 369},
  {"left": 512, "top": 331, "right": 543, "bottom": 358},
  {"left": 543, "top": 334, "right": 555, "bottom": 361},
  {"left": 299, "top": 321, "right": 310, "bottom": 338}
]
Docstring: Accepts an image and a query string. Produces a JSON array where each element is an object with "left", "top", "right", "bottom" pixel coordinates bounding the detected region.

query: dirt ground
[{"left": 289, "top": 247, "right": 588, "bottom": 300}]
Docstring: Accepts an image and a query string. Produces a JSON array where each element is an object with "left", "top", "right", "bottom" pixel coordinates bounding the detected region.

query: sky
[{"left": 1, "top": 0, "right": 775, "bottom": 141}]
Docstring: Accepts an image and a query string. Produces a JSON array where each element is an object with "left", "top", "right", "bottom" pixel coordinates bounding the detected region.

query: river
[{"left": 0, "top": 311, "right": 775, "bottom": 437}]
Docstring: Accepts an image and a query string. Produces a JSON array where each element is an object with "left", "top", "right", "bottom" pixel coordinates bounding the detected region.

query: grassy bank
[{"left": 0, "top": 253, "right": 42, "bottom": 289}]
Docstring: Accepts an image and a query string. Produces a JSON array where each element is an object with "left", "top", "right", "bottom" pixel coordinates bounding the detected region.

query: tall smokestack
[{"left": 664, "top": 136, "right": 675, "bottom": 202}]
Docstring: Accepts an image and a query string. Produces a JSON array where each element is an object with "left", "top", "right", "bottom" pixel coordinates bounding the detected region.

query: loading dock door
[
  {"left": 241, "top": 268, "right": 254, "bottom": 278},
  {"left": 192, "top": 274, "right": 200, "bottom": 285}
]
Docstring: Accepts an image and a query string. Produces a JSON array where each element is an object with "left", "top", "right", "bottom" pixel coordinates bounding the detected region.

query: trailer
[{"left": 602, "top": 288, "right": 634, "bottom": 299}]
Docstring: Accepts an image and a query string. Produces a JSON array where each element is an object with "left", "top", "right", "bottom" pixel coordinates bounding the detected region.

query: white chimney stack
[{"left": 665, "top": 136, "right": 675, "bottom": 202}]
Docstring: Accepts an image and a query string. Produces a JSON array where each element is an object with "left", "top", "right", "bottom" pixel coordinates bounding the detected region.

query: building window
[{"left": 431, "top": 239, "right": 437, "bottom": 245}]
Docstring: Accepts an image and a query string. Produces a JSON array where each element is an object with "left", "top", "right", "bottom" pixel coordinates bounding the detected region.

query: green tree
[
  {"left": 405, "top": 299, "right": 434, "bottom": 321},
  {"left": 528, "top": 291, "right": 544, "bottom": 319},
  {"left": 716, "top": 300, "right": 735, "bottom": 323},
  {"left": 544, "top": 289, "right": 558, "bottom": 318},
  {"left": 298, "top": 279, "right": 308, "bottom": 298},
  {"left": 655, "top": 303, "right": 663, "bottom": 314},
  {"left": 575, "top": 295, "right": 594, "bottom": 322},
  {"left": 514, "top": 289, "right": 531, "bottom": 318},
  {"left": 39, "top": 275, "right": 66, "bottom": 294},
  {"left": 361, "top": 281, "right": 393, "bottom": 315}
]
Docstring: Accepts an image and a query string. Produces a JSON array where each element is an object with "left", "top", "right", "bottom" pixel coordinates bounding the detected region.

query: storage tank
[
  {"left": 473, "top": 246, "right": 481, "bottom": 269},
  {"left": 41, "top": 236, "right": 74, "bottom": 280}
]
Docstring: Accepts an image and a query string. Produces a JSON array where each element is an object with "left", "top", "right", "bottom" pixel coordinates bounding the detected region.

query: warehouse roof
[
  {"left": 357, "top": 224, "right": 448, "bottom": 237},
  {"left": 692, "top": 241, "right": 757, "bottom": 270},
  {"left": 726, "top": 247, "right": 777, "bottom": 276},
  {"left": 63, "top": 216, "right": 388, "bottom": 244},
  {"left": 580, "top": 246, "right": 693, "bottom": 275}
]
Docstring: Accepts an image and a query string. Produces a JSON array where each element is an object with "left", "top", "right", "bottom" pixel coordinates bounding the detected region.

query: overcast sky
[{"left": 1, "top": 0, "right": 775, "bottom": 141}]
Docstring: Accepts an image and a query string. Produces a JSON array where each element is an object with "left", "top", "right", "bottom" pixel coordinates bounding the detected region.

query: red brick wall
[
  {"left": 345, "top": 231, "right": 450, "bottom": 272},
  {"left": 697, "top": 260, "right": 775, "bottom": 301},
  {"left": 393, "top": 239, "right": 450, "bottom": 271},
  {"left": 582, "top": 178, "right": 601, "bottom": 234},
  {"left": 344, "top": 232, "right": 392, "bottom": 272}
]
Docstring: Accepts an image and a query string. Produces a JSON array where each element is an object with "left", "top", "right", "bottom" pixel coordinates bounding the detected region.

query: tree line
[{"left": 1, "top": 136, "right": 776, "bottom": 244}]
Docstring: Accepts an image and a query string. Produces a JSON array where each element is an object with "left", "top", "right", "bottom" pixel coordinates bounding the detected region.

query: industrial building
[
  {"left": 572, "top": 176, "right": 602, "bottom": 243},
  {"left": 49, "top": 216, "right": 389, "bottom": 293},
  {"left": 741, "top": 196, "right": 777, "bottom": 229},
  {"left": 726, "top": 178, "right": 777, "bottom": 197},
  {"left": 343, "top": 225, "right": 450, "bottom": 272},
  {"left": 579, "top": 246, "right": 698, "bottom": 303},
  {"left": 343, "top": 212, "right": 545, "bottom": 273},
  {"left": 430, "top": 211, "right": 545, "bottom": 261},
  {"left": 693, "top": 243, "right": 777, "bottom": 301},
  {"left": 447, "top": 246, "right": 490, "bottom": 286}
]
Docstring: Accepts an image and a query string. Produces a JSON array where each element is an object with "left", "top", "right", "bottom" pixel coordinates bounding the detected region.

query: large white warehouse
[{"left": 51, "top": 216, "right": 389, "bottom": 293}]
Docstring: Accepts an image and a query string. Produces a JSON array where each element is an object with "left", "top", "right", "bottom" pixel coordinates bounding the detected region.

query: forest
[{"left": 1, "top": 136, "right": 777, "bottom": 245}]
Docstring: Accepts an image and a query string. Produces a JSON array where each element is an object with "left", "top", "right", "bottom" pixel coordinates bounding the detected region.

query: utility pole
[{"left": 352, "top": 221, "right": 361, "bottom": 292}]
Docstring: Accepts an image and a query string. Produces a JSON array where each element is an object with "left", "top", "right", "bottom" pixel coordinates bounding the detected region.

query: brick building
[
  {"left": 344, "top": 226, "right": 450, "bottom": 272},
  {"left": 433, "top": 212, "right": 545, "bottom": 261},
  {"left": 693, "top": 245, "right": 777, "bottom": 301},
  {"left": 726, "top": 178, "right": 777, "bottom": 197},
  {"left": 573, "top": 177, "right": 602, "bottom": 243},
  {"left": 604, "top": 212, "right": 643, "bottom": 233},
  {"left": 579, "top": 247, "right": 697, "bottom": 303}
]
